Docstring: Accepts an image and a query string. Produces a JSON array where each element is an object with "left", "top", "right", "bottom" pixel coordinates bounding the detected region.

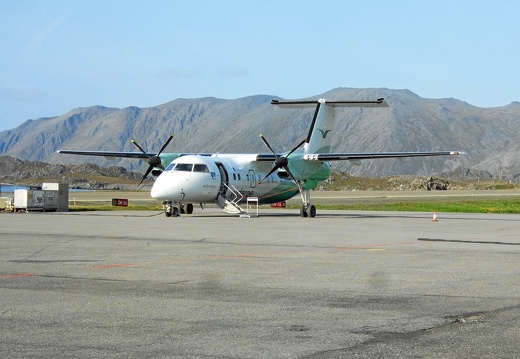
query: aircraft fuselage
[{"left": 150, "top": 153, "right": 331, "bottom": 205}]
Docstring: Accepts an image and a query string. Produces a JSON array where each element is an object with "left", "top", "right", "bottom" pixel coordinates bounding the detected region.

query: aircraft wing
[
  {"left": 255, "top": 151, "right": 464, "bottom": 163},
  {"left": 57, "top": 150, "right": 213, "bottom": 159},
  {"left": 303, "top": 151, "right": 464, "bottom": 162},
  {"left": 56, "top": 150, "right": 154, "bottom": 159}
]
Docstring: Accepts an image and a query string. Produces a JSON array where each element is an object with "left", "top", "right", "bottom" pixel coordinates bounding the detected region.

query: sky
[{"left": 1, "top": 0, "right": 519, "bottom": 131}]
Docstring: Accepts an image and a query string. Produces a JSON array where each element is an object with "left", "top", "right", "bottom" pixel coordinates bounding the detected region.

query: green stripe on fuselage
[{"left": 256, "top": 183, "right": 300, "bottom": 204}]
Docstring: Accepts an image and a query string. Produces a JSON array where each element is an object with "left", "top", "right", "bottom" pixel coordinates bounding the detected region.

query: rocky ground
[
  {"left": 0, "top": 156, "right": 153, "bottom": 190},
  {"left": 317, "top": 171, "right": 518, "bottom": 192}
]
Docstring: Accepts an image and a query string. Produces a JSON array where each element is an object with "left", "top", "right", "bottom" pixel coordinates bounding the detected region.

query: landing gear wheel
[
  {"left": 172, "top": 207, "right": 180, "bottom": 217},
  {"left": 180, "top": 204, "right": 185, "bottom": 214},
  {"left": 186, "top": 203, "right": 194, "bottom": 214},
  {"left": 300, "top": 205, "right": 308, "bottom": 218},
  {"left": 309, "top": 205, "right": 316, "bottom": 218},
  {"left": 164, "top": 203, "right": 172, "bottom": 217}
]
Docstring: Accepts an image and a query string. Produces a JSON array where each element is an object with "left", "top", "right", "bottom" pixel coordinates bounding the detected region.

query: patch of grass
[
  {"left": 69, "top": 202, "right": 163, "bottom": 212},
  {"left": 288, "top": 198, "right": 520, "bottom": 214},
  {"left": 320, "top": 173, "right": 520, "bottom": 191},
  {"left": 68, "top": 197, "right": 520, "bottom": 214}
]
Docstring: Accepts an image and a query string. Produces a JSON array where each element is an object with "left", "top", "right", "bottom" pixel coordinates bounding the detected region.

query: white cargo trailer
[
  {"left": 14, "top": 189, "right": 59, "bottom": 212},
  {"left": 43, "top": 183, "right": 69, "bottom": 211}
]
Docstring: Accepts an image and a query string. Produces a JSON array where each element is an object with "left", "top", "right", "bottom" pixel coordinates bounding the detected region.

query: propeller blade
[
  {"left": 156, "top": 134, "right": 174, "bottom": 156},
  {"left": 259, "top": 134, "right": 276, "bottom": 156},
  {"left": 256, "top": 137, "right": 306, "bottom": 188},
  {"left": 285, "top": 167, "right": 304, "bottom": 194},
  {"left": 256, "top": 165, "right": 280, "bottom": 186},
  {"left": 286, "top": 139, "right": 306, "bottom": 157},
  {"left": 131, "top": 140, "right": 150, "bottom": 158},
  {"left": 131, "top": 135, "right": 175, "bottom": 186},
  {"left": 138, "top": 165, "right": 154, "bottom": 186}
]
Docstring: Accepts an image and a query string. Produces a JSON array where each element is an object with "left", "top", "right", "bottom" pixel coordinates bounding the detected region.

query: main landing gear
[
  {"left": 300, "top": 204, "right": 316, "bottom": 218},
  {"left": 256, "top": 134, "right": 315, "bottom": 218},
  {"left": 163, "top": 202, "right": 194, "bottom": 217},
  {"left": 299, "top": 190, "right": 316, "bottom": 218}
]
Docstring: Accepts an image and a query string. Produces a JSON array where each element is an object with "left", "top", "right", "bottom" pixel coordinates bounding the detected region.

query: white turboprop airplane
[{"left": 58, "top": 98, "right": 463, "bottom": 217}]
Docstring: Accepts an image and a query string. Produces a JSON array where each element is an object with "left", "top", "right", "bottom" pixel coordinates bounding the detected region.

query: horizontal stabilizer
[{"left": 271, "top": 98, "right": 389, "bottom": 108}]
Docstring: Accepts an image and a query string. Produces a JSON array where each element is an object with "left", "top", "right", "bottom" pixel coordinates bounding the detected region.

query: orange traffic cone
[{"left": 432, "top": 212, "right": 438, "bottom": 222}]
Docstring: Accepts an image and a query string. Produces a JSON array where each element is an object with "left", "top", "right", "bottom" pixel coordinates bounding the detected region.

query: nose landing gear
[
  {"left": 164, "top": 202, "right": 179, "bottom": 217},
  {"left": 163, "top": 202, "right": 194, "bottom": 217}
]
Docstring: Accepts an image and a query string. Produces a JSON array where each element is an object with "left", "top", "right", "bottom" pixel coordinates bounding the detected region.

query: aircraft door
[
  {"left": 249, "top": 169, "right": 256, "bottom": 188},
  {"left": 216, "top": 162, "right": 228, "bottom": 195}
]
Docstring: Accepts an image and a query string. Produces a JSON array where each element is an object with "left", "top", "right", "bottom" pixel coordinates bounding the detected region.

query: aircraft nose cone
[{"left": 151, "top": 174, "right": 170, "bottom": 199}]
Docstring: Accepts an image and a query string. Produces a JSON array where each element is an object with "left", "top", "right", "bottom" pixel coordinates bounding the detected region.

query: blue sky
[{"left": 1, "top": 0, "right": 519, "bottom": 131}]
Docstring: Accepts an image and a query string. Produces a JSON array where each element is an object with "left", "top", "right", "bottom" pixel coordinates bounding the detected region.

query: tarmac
[{"left": 1, "top": 200, "right": 520, "bottom": 357}]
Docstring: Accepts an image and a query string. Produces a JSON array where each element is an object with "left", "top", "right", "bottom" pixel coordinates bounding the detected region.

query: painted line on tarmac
[
  {"left": 0, "top": 272, "right": 36, "bottom": 279},
  {"left": 86, "top": 243, "right": 414, "bottom": 271},
  {"left": 90, "top": 263, "right": 141, "bottom": 269},
  {"left": 336, "top": 241, "right": 415, "bottom": 251},
  {"left": 418, "top": 238, "right": 520, "bottom": 246}
]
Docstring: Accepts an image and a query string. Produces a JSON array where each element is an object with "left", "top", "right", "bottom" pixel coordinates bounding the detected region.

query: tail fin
[{"left": 272, "top": 98, "right": 388, "bottom": 154}]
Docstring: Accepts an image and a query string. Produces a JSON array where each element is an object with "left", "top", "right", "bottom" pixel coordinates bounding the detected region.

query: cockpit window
[
  {"left": 167, "top": 163, "right": 209, "bottom": 172},
  {"left": 193, "top": 164, "right": 209, "bottom": 172},
  {"left": 174, "top": 163, "right": 193, "bottom": 171}
]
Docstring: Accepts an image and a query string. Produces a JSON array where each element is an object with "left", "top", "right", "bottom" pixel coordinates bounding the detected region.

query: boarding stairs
[{"left": 216, "top": 184, "right": 245, "bottom": 214}]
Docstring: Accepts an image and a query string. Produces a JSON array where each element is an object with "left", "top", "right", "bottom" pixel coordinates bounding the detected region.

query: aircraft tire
[
  {"left": 186, "top": 203, "right": 194, "bottom": 214},
  {"left": 164, "top": 204, "right": 172, "bottom": 217},
  {"left": 300, "top": 205, "right": 308, "bottom": 217},
  {"left": 309, "top": 205, "right": 316, "bottom": 218},
  {"left": 172, "top": 207, "right": 180, "bottom": 217}
]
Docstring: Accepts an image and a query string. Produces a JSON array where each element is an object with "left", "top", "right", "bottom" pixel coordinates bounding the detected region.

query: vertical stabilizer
[
  {"left": 305, "top": 99, "right": 335, "bottom": 154},
  {"left": 271, "top": 98, "right": 388, "bottom": 155}
]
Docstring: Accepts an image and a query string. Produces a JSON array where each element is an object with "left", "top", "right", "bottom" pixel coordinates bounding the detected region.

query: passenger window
[
  {"left": 193, "top": 164, "right": 209, "bottom": 172},
  {"left": 174, "top": 163, "right": 193, "bottom": 171}
]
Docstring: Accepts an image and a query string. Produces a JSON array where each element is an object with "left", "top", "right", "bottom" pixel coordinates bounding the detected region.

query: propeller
[
  {"left": 257, "top": 134, "right": 306, "bottom": 193},
  {"left": 131, "top": 134, "right": 174, "bottom": 186}
]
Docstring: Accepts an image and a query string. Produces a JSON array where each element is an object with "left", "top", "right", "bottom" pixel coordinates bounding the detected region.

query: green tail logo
[{"left": 318, "top": 128, "right": 331, "bottom": 138}]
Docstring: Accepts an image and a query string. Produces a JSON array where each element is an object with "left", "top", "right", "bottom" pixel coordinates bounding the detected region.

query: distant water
[
  {"left": 0, "top": 185, "right": 28, "bottom": 194},
  {"left": 0, "top": 185, "right": 90, "bottom": 194}
]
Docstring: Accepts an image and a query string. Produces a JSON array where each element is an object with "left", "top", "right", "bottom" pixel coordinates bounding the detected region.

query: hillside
[
  {"left": 1, "top": 88, "right": 519, "bottom": 180},
  {"left": 0, "top": 156, "right": 152, "bottom": 190},
  {"left": 2, "top": 155, "right": 514, "bottom": 193}
]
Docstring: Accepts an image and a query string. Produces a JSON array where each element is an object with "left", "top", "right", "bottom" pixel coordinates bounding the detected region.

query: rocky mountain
[
  {"left": 1, "top": 88, "right": 519, "bottom": 180},
  {"left": 0, "top": 155, "right": 505, "bottom": 192},
  {"left": 0, "top": 156, "right": 152, "bottom": 190}
]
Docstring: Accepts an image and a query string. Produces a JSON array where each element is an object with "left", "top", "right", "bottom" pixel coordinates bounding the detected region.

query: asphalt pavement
[{"left": 1, "top": 208, "right": 519, "bottom": 358}]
